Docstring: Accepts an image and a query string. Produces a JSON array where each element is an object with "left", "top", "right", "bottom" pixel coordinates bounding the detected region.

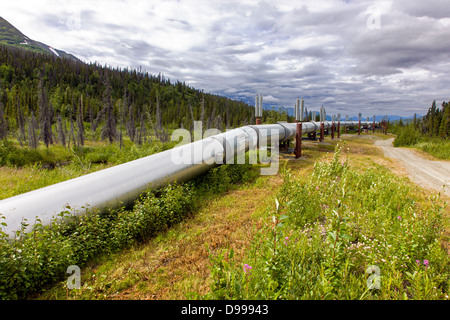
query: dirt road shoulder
[{"left": 374, "top": 138, "right": 450, "bottom": 197}]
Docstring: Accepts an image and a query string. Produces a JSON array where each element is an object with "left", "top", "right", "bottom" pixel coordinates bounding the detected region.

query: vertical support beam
[
  {"left": 358, "top": 113, "right": 362, "bottom": 135},
  {"left": 295, "top": 122, "right": 302, "bottom": 158},
  {"left": 320, "top": 122, "right": 324, "bottom": 142},
  {"left": 300, "top": 98, "right": 304, "bottom": 122},
  {"left": 373, "top": 115, "right": 375, "bottom": 133},
  {"left": 337, "top": 121, "right": 340, "bottom": 139},
  {"left": 255, "top": 94, "right": 263, "bottom": 125},
  {"left": 331, "top": 116, "right": 335, "bottom": 140}
]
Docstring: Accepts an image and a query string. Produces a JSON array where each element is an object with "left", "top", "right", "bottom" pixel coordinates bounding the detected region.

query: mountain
[
  {"left": 263, "top": 105, "right": 421, "bottom": 121},
  {"left": 0, "top": 16, "right": 81, "bottom": 62}
]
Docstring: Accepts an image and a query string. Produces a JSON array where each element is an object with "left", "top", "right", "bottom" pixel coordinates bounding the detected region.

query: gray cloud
[{"left": 3, "top": 0, "right": 450, "bottom": 117}]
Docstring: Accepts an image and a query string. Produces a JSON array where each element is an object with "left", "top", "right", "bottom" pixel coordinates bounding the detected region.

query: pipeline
[{"left": 0, "top": 120, "right": 376, "bottom": 237}]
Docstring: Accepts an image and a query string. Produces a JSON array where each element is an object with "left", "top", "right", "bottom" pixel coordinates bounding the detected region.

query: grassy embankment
[
  {"left": 0, "top": 132, "right": 448, "bottom": 299},
  {"left": 34, "top": 133, "right": 449, "bottom": 300}
]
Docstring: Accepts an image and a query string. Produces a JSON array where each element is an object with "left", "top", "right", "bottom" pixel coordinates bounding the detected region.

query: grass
[
  {"left": 1, "top": 131, "right": 448, "bottom": 300},
  {"left": 204, "top": 144, "right": 449, "bottom": 300},
  {"left": 0, "top": 138, "right": 177, "bottom": 200},
  {"left": 413, "top": 139, "right": 450, "bottom": 160}
]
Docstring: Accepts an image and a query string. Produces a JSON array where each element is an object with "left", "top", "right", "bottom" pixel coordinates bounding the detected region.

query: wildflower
[
  {"left": 243, "top": 264, "right": 252, "bottom": 274},
  {"left": 316, "top": 186, "right": 320, "bottom": 191},
  {"left": 397, "top": 216, "right": 401, "bottom": 220},
  {"left": 423, "top": 260, "right": 429, "bottom": 267},
  {"left": 284, "top": 237, "right": 289, "bottom": 245},
  {"left": 416, "top": 260, "right": 420, "bottom": 265}
]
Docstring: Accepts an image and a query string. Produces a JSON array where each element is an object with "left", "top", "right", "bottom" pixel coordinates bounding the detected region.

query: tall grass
[
  {"left": 204, "top": 145, "right": 449, "bottom": 300},
  {"left": 413, "top": 139, "right": 450, "bottom": 160},
  {"left": 0, "top": 139, "right": 179, "bottom": 200}
]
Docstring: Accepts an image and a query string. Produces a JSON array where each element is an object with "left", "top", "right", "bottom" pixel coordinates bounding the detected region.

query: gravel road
[{"left": 374, "top": 138, "right": 450, "bottom": 197}]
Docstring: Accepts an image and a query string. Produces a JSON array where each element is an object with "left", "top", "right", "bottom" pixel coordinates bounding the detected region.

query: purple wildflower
[{"left": 243, "top": 264, "right": 252, "bottom": 274}]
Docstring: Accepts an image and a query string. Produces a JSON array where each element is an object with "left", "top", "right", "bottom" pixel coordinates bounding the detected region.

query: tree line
[
  {"left": 0, "top": 44, "right": 255, "bottom": 149},
  {"left": 396, "top": 100, "right": 450, "bottom": 139}
]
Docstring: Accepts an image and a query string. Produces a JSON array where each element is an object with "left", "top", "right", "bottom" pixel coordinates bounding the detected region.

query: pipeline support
[
  {"left": 295, "top": 122, "right": 302, "bottom": 158},
  {"left": 0, "top": 120, "right": 377, "bottom": 237}
]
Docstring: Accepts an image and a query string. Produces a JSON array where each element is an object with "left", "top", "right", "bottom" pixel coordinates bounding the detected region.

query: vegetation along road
[{"left": 375, "top": 138, "right": 450, "bottom": 197}]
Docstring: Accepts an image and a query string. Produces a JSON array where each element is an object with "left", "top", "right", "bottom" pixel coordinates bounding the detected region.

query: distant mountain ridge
[
  {"left": 264, "top": 105, "right": 421, "bottom": 121},
  {"left": 0, "top": 16, "right": 81, "bottom": 62}
]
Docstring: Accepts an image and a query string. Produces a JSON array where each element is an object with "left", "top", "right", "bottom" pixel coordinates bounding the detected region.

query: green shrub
[
  {"left": 393, "top": 125, "right": 422, "bottom": 147},
  {"left": 0, "top": 140, "right": 43, "bottom": 166}
]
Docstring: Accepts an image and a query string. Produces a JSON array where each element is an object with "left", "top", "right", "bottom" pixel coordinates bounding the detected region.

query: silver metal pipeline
[{"left": 0, "top": 120, "right": 375, "bottom": 237}]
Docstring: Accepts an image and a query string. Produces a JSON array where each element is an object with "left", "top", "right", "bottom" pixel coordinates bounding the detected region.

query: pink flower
[
  {"left": 243, "top": 264, "right": 252, "bottom": 274},
  {"left": 423, "top": 260, "right": 429, "bottom": 267},
  {"left": 397, "top": 216, "right": 401, "bottom": 220},
  {"left": 316, "top": 186, "right": 320, "bottom": 191}
]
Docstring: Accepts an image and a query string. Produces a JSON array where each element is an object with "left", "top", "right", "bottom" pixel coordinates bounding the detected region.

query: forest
[
  {"left": 391, "top": 100, "right": 450, "bottom": 160},
  {"left": 0, "top": 44, "right": 257, "bottom": 150}
]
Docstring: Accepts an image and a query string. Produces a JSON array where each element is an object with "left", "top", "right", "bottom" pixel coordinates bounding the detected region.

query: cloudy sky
[{"left": 3, "top": 0, "right": 450, "bottom": 117}]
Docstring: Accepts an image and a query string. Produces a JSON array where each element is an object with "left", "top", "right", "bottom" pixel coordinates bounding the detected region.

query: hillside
[
  {"left": 0, "top": 41, "right": 255, "bottom": 147},
  {"left": 0, "top": 16, "right": 80, "bottom": 62}
]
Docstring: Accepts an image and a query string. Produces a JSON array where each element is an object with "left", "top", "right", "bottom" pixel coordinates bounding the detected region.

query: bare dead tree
[
  {"left": 155, "top": 90, "right": 162, "bottom": 132},
  {"left": 27, "top": 112, "right": 38, "bottom": 149},
  {"left": 200, "top": 94, "right": 205, "bottom": 126},
  {"left": 101, "top": 78, "right": 116, "bottom": 144},
  {"left": 16, "top": 98, "right": 26, "bottom": 146},
  {"left": 188, "top": 100, "right": 195, "bottom": 132},
  {"left": 77, "top": 95, "right": 85, "bottom": 147},
  {"left": 57, "top": 114, "right": 66, "bottom": 147},
  {"left": 126, "top": 103, "right": 136, "bottom": 143},
  {"left": 118, "top": 89, "right": 128, "bottom": 149},
  {"left": 67, "top": 116, "right": 76, "bottom": 149},
  {"left": 226, "top": 100, "right": 230, "bottom": 129},
  {"left": 136, "top": 113, "right": 147, "bottom": 145},
  {"left": 38, "top": 78, "right": 53, "bottom": 148},
  {"left": 0, "top": 102, "right": 7, "bottom": 140}
]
